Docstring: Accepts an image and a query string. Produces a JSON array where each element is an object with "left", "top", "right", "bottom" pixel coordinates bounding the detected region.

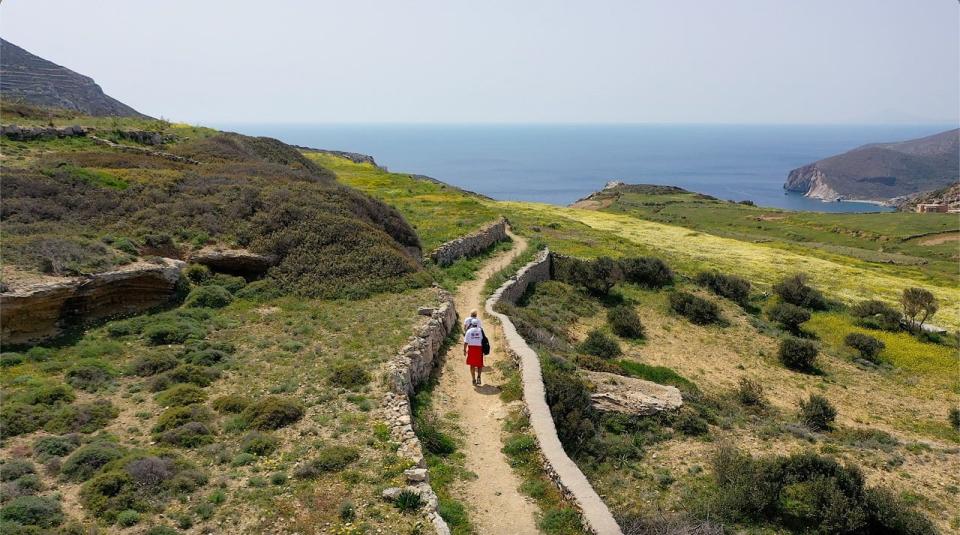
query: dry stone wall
[
  {"left": 1, "top": 259, "right": 185, "bottom": 344},
  {"left": 486, "top": 248, "right": 624, "bottom": 535},
  {"left": 429, "top": 217, "right": 507, "bottom": 266},
  {"left": 381, "top": 287, "right": 457, "bottom": 535}
]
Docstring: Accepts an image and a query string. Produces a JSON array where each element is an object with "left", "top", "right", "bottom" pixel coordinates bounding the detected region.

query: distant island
[{"left": 784, "top": 128, "right": 959, "bottom": 205}]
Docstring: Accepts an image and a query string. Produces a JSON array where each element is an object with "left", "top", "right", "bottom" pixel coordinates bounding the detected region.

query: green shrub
[
  {"left": 181, "top": 348, "right": 230, "bottom": 366},
  {"left": 0, "top": 496, "right": 63, "bottom": 528},
  {"left": 125, "top": 456, "right": 176, "bottom": 489},
  {"left": 270, "top": 471, "right": 288, "bottom": 485},
  {"left": 578, "top": 329, "right": 621, "bottom": 359},
  {"left": 798, "top": 394, "right": 837, "bottom": 431},
  {"left": 65, "top": 359, "right": 117, "bottom": 392},
  {"left": 607, "top": 305, "right": 644, "bottom": 339},
  {"left": 950, "top": 408, "right": 960, "bottom": 432},
  {"left": 32, "top": 435, "right": 81, "bottom": 458},
  {"left": 338, "top": 500, "right": 355, "bottom": 521},
  {"left": 184, "top": 285, "right": 233, "bottom": 309},
  {"left": 211, "top": 394, "right": 251, "bottom": 414},
  {"left": 415, "top": 416, "right": 456, "bottom": 456},
  {"left": 672, "top": 411, "right": 709, "bottom": 436},
  {"left": 156, "top": 422, "right": 215, "bottom": 448},
  {"left": 850, "top": 300, "right": 902, "bottom": 331},
  {"left": 61, "top": 442, "right": 125, "bottom": 481},
  {"left": 0, "top": 460, "right": 35, "bottom": 482},
  {"left": 669, "top": 291, "right": 722, "bottom": 325},
  {"left": 393, "top": 490, "right": 422, "bottom": 513},
  {"left": 143, "top": 319, "right": 205, "bottom": 345},
  {"left": 554, "top": 256, "right": 623, "bottom": 295},
  {"left": 573, "top": 354, "right": 624, "bottom": 374},
  {"left": 184, "top": 263, "right": 211, "bottom": 284},
  {"left": 773, "top": 273, "right": 828, "bottom": 310},
  {"left": 0, "top": 403, "right": 51, "bottom": 436},
  {"left": 129, "top": 353, "right": 179, "bottom": 376},
  {"left": 230, "top": 453, "right": 256, "bottom": 467},
  {"left": 864, "top": 487, "right": 937, "bottom": 534},
  {"left": 116, "top": 509, "right": 141, "bottom": 527},
  {"left": 542, "top": 357, "right": 597, "bottom": 456},
  {"left": 735, "top": 377, "right": 765, "bottom": 406},
  {"left": 79, "top": 470, "right": 143, "bottom": 521},
  {"left": 240, "top": 431, "right": 279, "bottom": 456},
  {"left": 616, "top": 361, "right": 698, "bottom": 393},
  {"left": 150, "top": 364, "right": 219, "bottom": 391},
  {"left": 767, "top": 302, "right": 811, "bottom": 334},
  {"left": 153, "top": 405, "right": 213, "bottom": 433},
  {"left": 538, "top": 507, "right": 583, "bottom": 534},
  {"left": 844, "top": 333, "right": 885, "bottom": 363},
  {"left": 618, "top": 257, "right": 673, "bottom": 288},
  {"left": 0, "top": 353, "right": 24, "bottom": 368},
  {"left": 328, "top": 361, "right": 370, "bottom": 389},
  {"left": 44, "top": 400, "right": 118, "bottom": 434},
  {"left": 778, "top": 337, "right": 818, "bottom": 372},
  {"left": 17, "top": 382, "right": 75, "bottom": 406},
  {"left": 145, "top": 526, "right": 179, "bottom": 535},
  {"left": 205, "top": 274, "right": 247, "bottom": 293},
  {"left": 294, "top": 446, "right": 359, "bottom": 478},
  {"left": 502, "top": 434, "right": 537, "bottom": 457},
  {"left": 241, "top": 396, "right": 304, "bottom": 430},
  {"left": 155, "top": 384, "right": 208, "bottom": 407},
  {"left": 695, "top": 271, "right": 751, "bottom": 306}
]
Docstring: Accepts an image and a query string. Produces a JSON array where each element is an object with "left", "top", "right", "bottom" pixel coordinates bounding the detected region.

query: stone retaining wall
[
  {"left": 381, "top": 288, "right": 457, "bottom": 535},
  {"left": 485, "top": 249, "right": 624, "bottom": 535},
  {"left": 429, "top": 217, "right": 507, "bottom": 267}
]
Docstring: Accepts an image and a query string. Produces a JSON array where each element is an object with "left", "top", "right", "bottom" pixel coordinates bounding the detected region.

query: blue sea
[{"left": 213, "top": 123, "right": 955, "bottom": 212}]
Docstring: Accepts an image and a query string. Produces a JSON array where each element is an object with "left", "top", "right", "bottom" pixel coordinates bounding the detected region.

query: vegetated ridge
[
  {"left": 895, "top": 181, "right": 960, "bottom": 211},
  {"left": 783, "top": 128, "right": 959, "bottom": 203},
  {"left": 1, "top": 38, "right": 147, "bottom": 117}
]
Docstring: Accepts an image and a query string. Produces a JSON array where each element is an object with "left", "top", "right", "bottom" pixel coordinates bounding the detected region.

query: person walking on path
[
  {"left": 463, "top": 317, "right": 484, "bottom": 386},
  {"left": 463, "top": 309, "right": 481, "bottom": 332}
]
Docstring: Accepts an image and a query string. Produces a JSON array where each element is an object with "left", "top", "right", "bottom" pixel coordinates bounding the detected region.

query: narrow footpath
[{"left": 433, "top": 229, "right": 540, "bottom": 535}]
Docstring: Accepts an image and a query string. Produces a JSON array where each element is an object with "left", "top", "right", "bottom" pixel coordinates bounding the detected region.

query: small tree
[
  {"left": 773, "top": 273, "right": 828, "bottom": 310},
  {"left": 607, "top": 305, "right": 644, "bottom": 339},
  {"left": 695, "top": 271, "right": 751, "bottom": 307},
  {"left": 949, "top": 407, "right": 960, "bottom": 432},
  {"left": 767, "top": 302, "right": 811, "bottom": 334},
  {"left": 587, "top": 257, "right": 623, "bottom": 296},
  {"left": 778, "top": 337, "right": 818, "bottom": 372},
  {"left": 578, "top": 329, "right": 622, "bottom": 359},
  {"left": 619, "top": 257, "right": 674, "bottom": 288},
  {"left": 669, "top": 291, "right": 722, "bottom": 325},
  {"left": 843, "top": 333, "right": 885, "bottom": 363},
  {"left": 850, "top": 300, "right": 901, "bottom": 331},
  {"left": 900, "top": 288, "right": 938, "bottom": 332},
  {"left": 798, "top": 394, "right": 837, "bottom": 431}
]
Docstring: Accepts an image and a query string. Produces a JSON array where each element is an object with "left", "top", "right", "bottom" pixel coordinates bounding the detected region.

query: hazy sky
[{"left": 2, "top": 0, "right": 958, "bottom": 124}]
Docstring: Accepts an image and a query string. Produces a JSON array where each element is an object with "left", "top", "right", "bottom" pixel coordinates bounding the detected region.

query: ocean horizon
[{"left": 212, "top": 123, "right": 956, "bottom": 212}]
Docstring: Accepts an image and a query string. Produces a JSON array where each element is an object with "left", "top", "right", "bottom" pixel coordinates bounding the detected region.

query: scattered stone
[
  {"left": 404, "top": 468, "right": 429, "bottom": 483},
  {"left": 583, "top": 371, "right": 683, "bottom": 415}
]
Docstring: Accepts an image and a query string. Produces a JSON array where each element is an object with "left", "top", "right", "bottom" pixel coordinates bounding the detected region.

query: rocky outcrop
[
  {"left": 486, "top": 248, "right": 624, "bottom": 535},
  {"left": 296, "top": 146, "right": 380, "bottom": 167},
  {"left": 381, "top": 288, "right": 457, "bottom": 535},
  {"left": 1, "top": 124, "right": 91, "bottom": 141},
  {"left": 584, "top": 371, "right": 682, "bottom": 415},
  {"left": 430, "top": 217, "right": 508, "bottom": 267},
  {"left": 1, "top": 38, "right": 147, "bottom": 117},
  {"left": 784, "top": 129, "right": 959, "bottom": 202},
  {"left": 189, "top": 247, "right": 276, "bottom": 277},
  {"left": 0, "top": 259, "right": 185, "bottom": 344},
  {"left": 112, "top": 129, "right": 176, "bottom": 146}
]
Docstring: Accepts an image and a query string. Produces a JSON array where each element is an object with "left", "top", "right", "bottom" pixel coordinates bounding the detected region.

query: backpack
[{"left": 481, "top": 329, "right": 490, "bottom": 355}]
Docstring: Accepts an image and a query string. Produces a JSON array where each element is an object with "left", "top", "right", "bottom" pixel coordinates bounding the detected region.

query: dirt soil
[
  {"left": 917, "top": 231, "right": 960, "bottom": 246},
  {"left": 432, "top": 230, "right": 541, "bottom": 535}
]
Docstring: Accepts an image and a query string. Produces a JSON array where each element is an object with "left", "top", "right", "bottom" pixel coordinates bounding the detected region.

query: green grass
[
  {"left": 305, "top": 152, "right": 501, "bottom": 251},
  {"left": 616, "top": 360, "right": 698, "bottom": 393}
]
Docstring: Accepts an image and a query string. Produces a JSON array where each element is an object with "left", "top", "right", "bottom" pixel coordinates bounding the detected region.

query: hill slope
[
  {"left": 784, "top": 128, "right": 959, "bottom": 202},
  {"left": 1, "top": 39, "right": 146, "bottom": 117}
]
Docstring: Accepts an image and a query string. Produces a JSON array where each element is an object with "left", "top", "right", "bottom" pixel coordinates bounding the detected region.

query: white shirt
[
  {"left": 463, "top": 317, "right": 481, "bottom": 332},
  {"left": 464, "top": 326, "right": 483, "bottom": 347}
]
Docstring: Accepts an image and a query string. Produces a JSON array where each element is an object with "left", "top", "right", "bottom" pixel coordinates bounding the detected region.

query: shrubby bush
[
  {"left": 607, "top": 305, "right": 644, "bottom": 339},
  {"left": 17, "top": 382, "right": 75, "bottom": 406},
  {"left": 778, "top": 337, "right": 818, "bottom": 372},
  {"left": 553, "top": 256, "right": 623, "bottom": 295},
  {"left": 155, "top": 384, "right": 208, "bottom": 407},
  {"left": 211, "top": 394, "right": 252, "bottom": 414},
  {"left": 735, "top": 377, "right": 765, "bottom": 406},
  {"left": 184, "top": 285, "right": 233, "bottom": 309},
  {"left": 414, "top": 415, "right": 456, "bottom": 455},
  {"left": 156, "top": 422, "right": 215, "bottom": 448},
  {"left": 44, "top": 400, "right": 118, "bottom": 434},
  {"left": 618, "top": 257, "right": 674, "bottom": 288},
  {"left": 850, "top": 300, "right": 902, "bottom": 331},
  {"left": 695, "top": 271, "right": 751, "bottom": 306},
  {"left": 241, "top": 397, "right": 304, "bottom": 430},
  {"left": 184, "top": 263, "right": 211, "bottom": 284},
  {"left": 65, "top": 359, "right": 117, "bottom": 392},
  {"left": 143, "top": 318, "right": 205, "bottom": 345},
  {"left": 153, "top": 404, "right": 213, "bottom": 433},
  {"left": 149, "top": 364, "right": 219, "bottom": 391},
  {"left": 669, "top": 291, "right": 722, "bottom": 325},
  {"left": 294, "top": 446, "right": 359, "bottom": 478},
  {"left": 205, "top": 274, "right": 247, "bottom": 294},
  {"left": 0, "top": 460, "right": 35, "bottom": 482},
  {"left": 578, "top": 329, "right": 622, "bottom": 359},
  {"left": 129, "top": 353, "right": 179, "bottom": 376},
  {"left": 240, "top": 431, "right": 279, "bottom": 456},
  {"left": 1, "top": 403, "right": 52, "bottom": 436},
  {"left": 32, "top": 435, "right": 81, "bottom": 458},
  {"left": 79, "top": 470, "right": 143, "bottom": 522},
  {"left": 328, "top": 361, "right": 370, "bottom": 389},
  {"left": 0, "top": 495, "right": 63, "bottom": 528},
  {"left": 62, "top": 442, "right": 125, "bottom": 481},
  {"left": 766, "top": 302, "right": 811, "bottom": 334},
  {"left": 900, "top": 287, "right": 938, "bottom": 332},
  {"left": 181, "top": 348, "right": 230, "bottom": 366},
  {"left": 798, "top": 394, "right": 837, "bottom": 431},
  {"left": 542, "top": 356, "right": 598, "bottom": 456},
  {"left": 0, "top": 353, "right": 24, "bottom": 368},
  {"left": 773, "top": 273, "right": 828, "bottom": 310},
  {"left": 950, "top": 408, "right": 960, "bottom": 432},
  {"left": 844, "top": 333, "right": 885, "bottom": 363}
]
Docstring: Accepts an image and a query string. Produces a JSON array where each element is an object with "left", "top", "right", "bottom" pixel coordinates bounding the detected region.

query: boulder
[
  {"left": 189, "top": 247, "right": 276, "bottom": 277},
  {"left": 583, "top": 370, "right": 682, "bottom": 416}
]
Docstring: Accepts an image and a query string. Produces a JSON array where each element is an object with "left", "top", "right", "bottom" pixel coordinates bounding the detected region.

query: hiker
[
  {"left": 463, "top": 309, "right": 481, "bottom": 332},
  {"left": 463, "top": 317, "right": 485, "bottom": 386}
]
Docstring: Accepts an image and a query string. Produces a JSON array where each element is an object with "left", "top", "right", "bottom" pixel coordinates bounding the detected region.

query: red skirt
[{"left": 465, "top": 345, "right": 484, "bottom": 367}]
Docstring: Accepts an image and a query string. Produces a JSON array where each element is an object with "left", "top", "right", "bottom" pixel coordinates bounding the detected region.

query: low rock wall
[
  {"left": 486, "top": 249, "right": 624, "bottom": 535},
  {"left": 430, "top": 217, "right": 507, "bottom": 267},
  {"left": 1, "top": 259, "right": 185, "bottom": 344},
  {"left": 381, "top": 288, "right": 457, "bottom": 535}
]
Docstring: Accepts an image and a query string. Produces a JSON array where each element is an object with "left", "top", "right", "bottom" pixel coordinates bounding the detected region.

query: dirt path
[{"left": 433, "top": 229, "right": 540, "bottom": 535}]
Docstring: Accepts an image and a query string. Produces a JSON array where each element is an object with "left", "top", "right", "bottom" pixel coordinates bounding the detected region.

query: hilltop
[
  {"left": 784, "top": 128, "right": 959, "bottom": 203},
  {"left": 1, "top": 39, "right": 146, "bottom": 117}
]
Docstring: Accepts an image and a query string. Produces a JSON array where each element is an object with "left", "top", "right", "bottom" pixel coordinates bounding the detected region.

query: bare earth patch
[{"left": 917, "top": 231, "right": 960, "bottom": 246}]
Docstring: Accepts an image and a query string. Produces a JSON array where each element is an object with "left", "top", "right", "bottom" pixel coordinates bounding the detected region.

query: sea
[{"left": 211, "top": 123, "right": 956, "bottom": 213}]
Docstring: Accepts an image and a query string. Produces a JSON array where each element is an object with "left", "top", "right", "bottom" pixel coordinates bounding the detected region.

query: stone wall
[
  {"left": 485, "top": 249, "right": 624, "bottom": 535},
  {"left": 1, "top": 259, "right": 185, "bottom": 344},
  {"left": 381, "top": 288, "right": 457, "bottom": 535},
  {"left": 429, "top": 217, "right": 507, "bottom": 267}
]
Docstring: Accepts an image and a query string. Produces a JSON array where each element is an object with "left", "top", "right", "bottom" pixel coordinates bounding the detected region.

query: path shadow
[{"left": 474, "top": 384, "right": 502, "bottom": 396}]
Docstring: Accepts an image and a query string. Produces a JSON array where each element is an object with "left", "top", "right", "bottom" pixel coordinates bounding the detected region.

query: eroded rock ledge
[
  {"left": 0, "top": 259, "right": 185, "bottom": 345},
  {"left": 430, "top": 217, "right": 507, "bottom": 267},
  {"left": 584, "top": 371, "right": 682, "bottom": 415},
  {"left": 189, "top": 247, "right": 276, "bottom": 277}
]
